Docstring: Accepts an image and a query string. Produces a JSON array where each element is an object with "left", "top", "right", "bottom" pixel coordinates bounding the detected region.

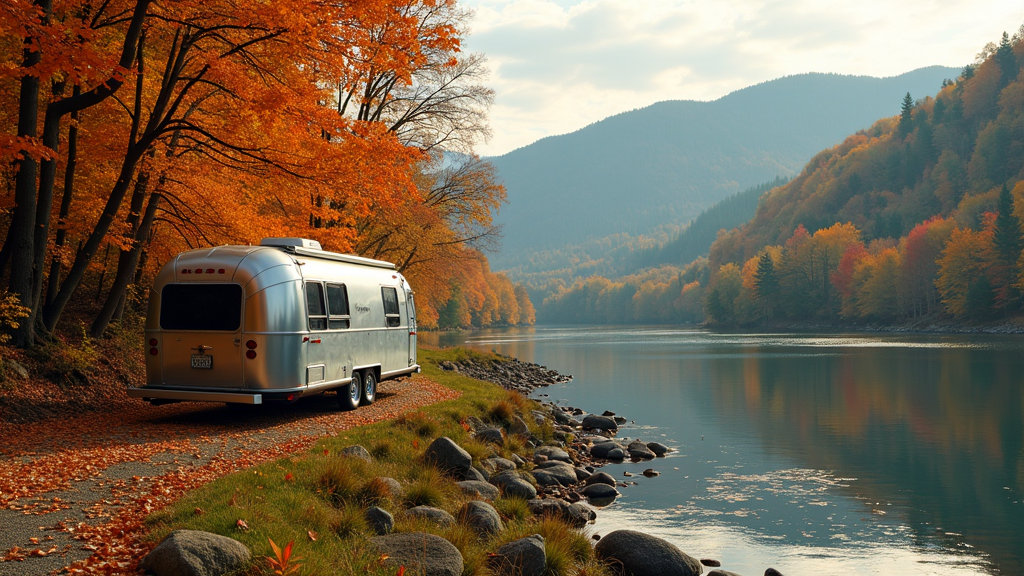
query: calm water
[{"left": 423, "top": 327, "right": 1024, "bottom": 576}]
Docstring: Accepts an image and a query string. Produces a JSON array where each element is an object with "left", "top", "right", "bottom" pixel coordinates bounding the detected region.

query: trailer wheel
[
  {"left": 361, "top": 371, "right": 377, "bottom": 406},
  {"left": 339, "top": 372, "right": 361, "bottom": 411}
]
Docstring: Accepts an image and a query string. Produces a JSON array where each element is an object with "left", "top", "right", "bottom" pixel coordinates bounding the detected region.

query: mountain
[{"left": 489, "top": 66, "right": 961, "bottom": 271}]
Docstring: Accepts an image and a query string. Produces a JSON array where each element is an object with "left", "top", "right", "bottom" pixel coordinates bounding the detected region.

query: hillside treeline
[
  {"left": 0, "top": 0, "right": 531, "bottom": 344},
  {"left": 704, "top": 30, "right": 1024, "bottom": 325}
]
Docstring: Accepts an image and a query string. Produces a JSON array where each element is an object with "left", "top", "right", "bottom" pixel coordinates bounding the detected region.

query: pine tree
[
  {"left": 899, "top": 92, "right": 914, "bottom": 136},
  {"left": 993, "top": 184, "right": 1022, "bottom": 265},
  {"left": 753, "top": 252, "right": 778, "bottom": 299},
  {"left": 996, "top": 31, "right": 1018, "bottom": 86}
]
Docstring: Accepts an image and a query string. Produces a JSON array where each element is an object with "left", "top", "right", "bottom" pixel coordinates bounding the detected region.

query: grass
[{"left": 145, "top": 347, "right": 609, "bottom": 576}]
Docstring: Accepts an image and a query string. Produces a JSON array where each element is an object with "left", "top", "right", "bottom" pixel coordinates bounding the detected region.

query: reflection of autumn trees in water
[{"left": 709, "top": 345, "right": 1024, "bottom": 573}]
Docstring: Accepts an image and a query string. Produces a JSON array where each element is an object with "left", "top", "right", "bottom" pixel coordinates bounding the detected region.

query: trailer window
[
  {"left": 382, "top": 287, "right": 400, "bottom": 327},
  {"left": 161, "top": 283, "right": 242, "bottom": 331},
  {"left": 306, "top": 282, "right": 327, "bottom": 331},
  {"left": 326, "top": 283, "right": 350, "bottom": 329}
]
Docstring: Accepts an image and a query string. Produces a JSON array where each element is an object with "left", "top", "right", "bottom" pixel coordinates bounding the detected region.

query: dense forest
[
  {"left": 544, "top": 29, "right": 1024, "bottom": 328},
  {"left": 0, "top": 0, "right": 533, "bottom": 347}
]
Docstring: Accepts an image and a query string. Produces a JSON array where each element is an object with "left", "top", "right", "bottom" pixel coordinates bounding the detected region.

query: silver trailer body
[{"left": 128, "top": 238, "right": 419, "bottom": 407}]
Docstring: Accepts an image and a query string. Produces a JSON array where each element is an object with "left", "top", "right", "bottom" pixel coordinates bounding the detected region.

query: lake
[{"left": 422, "top": 326, "right": 1024, "bottom": 576}]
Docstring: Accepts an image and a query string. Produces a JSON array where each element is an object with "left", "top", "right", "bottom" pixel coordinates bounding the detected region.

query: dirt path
[{"left": 0, "top": 376, "right": 459, "bottom": 574}]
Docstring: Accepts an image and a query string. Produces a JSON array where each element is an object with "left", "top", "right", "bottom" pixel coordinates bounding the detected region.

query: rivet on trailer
[{"left": 128, "top": 238, "right": 420, "bottom": 409}]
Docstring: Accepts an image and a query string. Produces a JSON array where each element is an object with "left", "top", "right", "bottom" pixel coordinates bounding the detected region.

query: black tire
[
  {"left": 361, "top": 370, "right": 377, "bottom": 406},
  {"left": 339, "top": 372, "right": 361, "bottom": 411}
]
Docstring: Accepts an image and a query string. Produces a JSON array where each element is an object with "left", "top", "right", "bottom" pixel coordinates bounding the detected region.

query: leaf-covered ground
[{"left": 0, "top": 375, "right": 459, "bottom": 574}]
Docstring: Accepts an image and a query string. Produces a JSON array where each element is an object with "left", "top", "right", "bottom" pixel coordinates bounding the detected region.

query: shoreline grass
[{"left": 144, "top": 348, "right": 609, "bottom": 576}]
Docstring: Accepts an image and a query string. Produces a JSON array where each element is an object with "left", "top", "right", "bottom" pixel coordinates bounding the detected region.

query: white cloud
[{"left": 459, "top": 0, "right": 1024, "bottom": 155}]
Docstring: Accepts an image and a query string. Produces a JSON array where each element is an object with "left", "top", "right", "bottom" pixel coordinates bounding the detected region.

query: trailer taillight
[
  {"left": 149, "top": 338, "right": 158, "bottom": 346},
  {"left": 246, "top": 350, "right": 257, "bottom": 360},
  {"left": 149, "top": 347, "right": 159, "bottom": 356},
  {"left": 246, "top": 340, "right": 258, "bottom": 349}
]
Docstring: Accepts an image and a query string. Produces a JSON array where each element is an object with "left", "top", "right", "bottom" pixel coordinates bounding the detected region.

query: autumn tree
[{"left": 937, "top": 225, "right": 995, "bottom": 318}]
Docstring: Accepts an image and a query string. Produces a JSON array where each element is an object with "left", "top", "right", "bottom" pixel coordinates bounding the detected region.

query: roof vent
[{"left": 260, "top": 238, "right": 322, "bottom": 250}]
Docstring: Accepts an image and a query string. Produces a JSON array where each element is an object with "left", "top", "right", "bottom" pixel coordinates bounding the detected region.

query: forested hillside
[
  {"left": 491, "top": 67, "right": 959, "bottom": 271},
  {"left": 0, "top": 0, "right": 533, "bottom": 344},
  {"left": 699, "top": 31, "right": 1024, "bottom": 326}
]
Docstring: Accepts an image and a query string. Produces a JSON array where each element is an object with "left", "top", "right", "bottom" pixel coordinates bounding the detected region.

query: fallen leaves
[{"left": 0, "top": 376, "right": 461, "bottom": 573}]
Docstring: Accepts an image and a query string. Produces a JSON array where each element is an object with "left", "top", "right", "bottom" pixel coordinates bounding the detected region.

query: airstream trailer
[{"left": 127, "top": 238, "right": 420, "bottom": 409}]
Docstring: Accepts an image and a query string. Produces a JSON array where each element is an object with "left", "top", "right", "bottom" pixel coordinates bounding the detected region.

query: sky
[{"left": 459, "top": 0, "right": 1024, "bottom": 156}]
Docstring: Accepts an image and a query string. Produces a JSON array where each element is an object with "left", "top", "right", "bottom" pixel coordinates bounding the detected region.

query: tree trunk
[
  {"left": 45, "top": 85, "right": 82, "bottom": 308},
  {"left": 91, "top": 168, "right": 154, "bottom": 337},
  {"left": 30, "top": 80, "right": 67, "bottom": 317},
  {"left": 7, "top": 0, "right": 52, "bottom": 347}
]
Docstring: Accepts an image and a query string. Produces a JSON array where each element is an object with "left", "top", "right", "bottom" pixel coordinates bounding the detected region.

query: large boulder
[
  {"left": 365, "top": 506, "right": 394, "bottom": 535},
  {"left": 491, "top": 471, "right": 538, "bottom": 500},
  {"left": 534, "top": 446, "right": 572, "bottom": 463},
  {"left": 566, "top": 502, "right": 597, "bottom": 527},
  {"left": 595, "top": 530, "right": 702, "bottom": 576},
  {"left": 456, "top": 480, "right": 500, "bottom": 501},
  {"left": 646, "top": 442, "right": 669, "bottom": 456},
  {"left": 584, "top": 471, "right": 616, "bottom": 487},
  {"left": 606, "top": 447, "right": 626, "bottom": 460},
  {"left": 627, "top": 445, "right": 656, "bottom": 460},
  {"left": 339, "top": 445, "right": 372, "bottom": 461},
  {"left": 531, "top": 463, "right": 578, "bottom": 487},
  {"left": 491, "top": 534, "right": 546, "bottom": 576},
  {"left": 425, "top": 437, "right": 472, "bottom": 476},
  {"left": 475, "top": 427, "right": 505, "bottom": 446},
  {"left": 589, "top": 442, "right": 623, "bottom": 459},
  {"left": 370, "top": 532, "right": 463, "bottom": 576},
  {"left": 581, "top": 483, "right": 619, "bottom": 506},
  {"left": 574, "top": 467, "right": 592, "bottom": 482},
  {"left": 462, "top": 466, "right": 488, "bottom": 483},
  {"left": 509, "top": 415, "right": 532, "bottom": 437},
  {"left": 405, "top": 505, "right": 456, "bottom": 527},
  {"left": 484, "top": 457, "right": 517, "bottom": 473},
  {"left": 582, "top": 415, "right": 618, "bottom": 432},
  {"left": 139, "top": 530, "right": 250, "bottom": 576},
  {"left": 459, "top": 500, "right": 504, "bottom": 536},
  {"left": 377, "top": 477, "right": 404, "bottom": 497}
]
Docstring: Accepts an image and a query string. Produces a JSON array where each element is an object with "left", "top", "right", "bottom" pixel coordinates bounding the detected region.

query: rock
[
  {"left": 627, "top": 441, "right": 656, "bottom": 460},
  {"left": 6, "top": 359, "right": 29, "bottom": 380},
  {"left": 589, "top": 442, "right": 622, "bottom": 459},
  {"left": 531, "top": 463, "right": 578, "bottom": 487},
  {"left": 584, "top": 472, "right": 616, "bottom": 487},
  {"left": 582, "top": 414, "right": 618, "bottom": 432},
  {"left": 475, "top": 427, "right": 505, "bottom": 446},
  {"left": 646, "top": 442, "right": 669, "bottom": 456},
  {"left": 642, "top": 469, "right": 660, "bottom": 477},
  {"left": 581, "top": 483, "right": 619, "bottom": 505},
  {"left": 377, "top": 477, "right": 404, "bottom": 497},
  {"left": 707, "top": 571, "right": 743, "bottom": 576},
  {"left": 509, "top": 415, "right": 532, "bottom": 437},
  {"left": 594, "top": 530, "right": 702, "bottom": 576},
  {"left": 701, "top": 559, "right": 722, "bottom": 567},
  {"left": 139, "top": 530, "right": 251, "bottom": 576},
  {"left": 491, "top": 534, "right": 546, "bottom": 576},
  {"left": 339, "top": 445, "right": 372, "bottom": 461},
  {"left": 405, "top": 505, "right": 456, "bottom": 527},
  {"left": 425, "top": 437, "right": 472, "bottom": 476},
  {"left": 606, "top": 447, "right": 626, "bottom": 460},
  {"left": 511, "top": 454, "right": 526, "bottom": 467},
  {"left": 457, "top": 480, "right": 499, "bottom": 500},
  {"left": 365, "top": 506, "right": 394, "bottom": 535},
  {"left": 566, "top": 502, "right": 597, "bottom": 527},
  {"left": 531, "top": 410, "right": 549, "bottom": 425},
  {"left": 459, "top": 500, "right": 504, "bottom": 536},
  {"left": 765, "top": 569, "right": 784, "bottom": 576},
  {"left": 574, "top": 467, "right": 592, "bottom": 482},
  {"left": 491, "top": 471, "right": 538, "bottom": 500},
  {"left": 484, "top": 457, "right": 517, "bottom": 473},
  {"left": 527, "top": 498, "right": 569, "bottom": 518},
  {"left": 551, "top": 410, "right": 571, "bottom": 425},
  {"left": 370, "top": 532, "right": 463, "bottom": 576},
  {"left": 466, "top": 416, "right": 486, "bottom": 431},
  {"left": 613, "top": 416, "right": 627, "bottom": 425},
  {"left": 462, "top": 466, "right": 488, "bottom": 483},
  {"left": 602, "top": 410, "right": 616, "bottom": 416},
  {"left": 534, "top": 446, "right": 572, "bottom": 463}
]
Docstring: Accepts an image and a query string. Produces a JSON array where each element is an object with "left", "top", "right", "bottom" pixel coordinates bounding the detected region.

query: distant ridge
[{"left": 489, "top": 66, "right": 961, "bottom": 271}]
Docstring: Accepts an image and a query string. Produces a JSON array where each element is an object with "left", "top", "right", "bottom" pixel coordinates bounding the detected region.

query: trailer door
[
  {"left": 159, "top": 283, "right": 244, "bottom": 388},
  {"left": 407, "top": 291, "right": 417, "bottom": 366}
]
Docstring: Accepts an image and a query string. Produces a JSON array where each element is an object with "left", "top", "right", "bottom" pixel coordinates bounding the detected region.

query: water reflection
[{"left": 425, "top": 327, "right": 1024, "bottom": 575}]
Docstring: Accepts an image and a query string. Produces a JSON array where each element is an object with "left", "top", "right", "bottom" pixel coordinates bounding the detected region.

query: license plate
[{"left": 191, "top": 354, "right": 213, "bottom": 369}]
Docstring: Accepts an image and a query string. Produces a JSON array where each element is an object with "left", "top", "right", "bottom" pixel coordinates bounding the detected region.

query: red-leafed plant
[{"left": 266, "top": 538, "right": 303, "bottom": 575}]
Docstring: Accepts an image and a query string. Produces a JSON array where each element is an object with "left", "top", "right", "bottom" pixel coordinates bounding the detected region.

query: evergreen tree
[
  {"left": 996, "top": 31, "right": 1018, "bottom": 86},
  {"left": 993, "top": 184, "right": 1022, "bottom": 265},
  {"left": 961, "top": 64, "right": 975, "bottom": 82},
  {"left": 899, "top": 92, "right": 914, "bottom": 136},
  {"left": 753, "top": 252, "right": 778, "bottom": 299}
]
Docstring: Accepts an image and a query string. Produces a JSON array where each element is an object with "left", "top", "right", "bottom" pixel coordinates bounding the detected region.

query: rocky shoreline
[{"left": 444, "top": 353, "right": 787, "bottom": 576}]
